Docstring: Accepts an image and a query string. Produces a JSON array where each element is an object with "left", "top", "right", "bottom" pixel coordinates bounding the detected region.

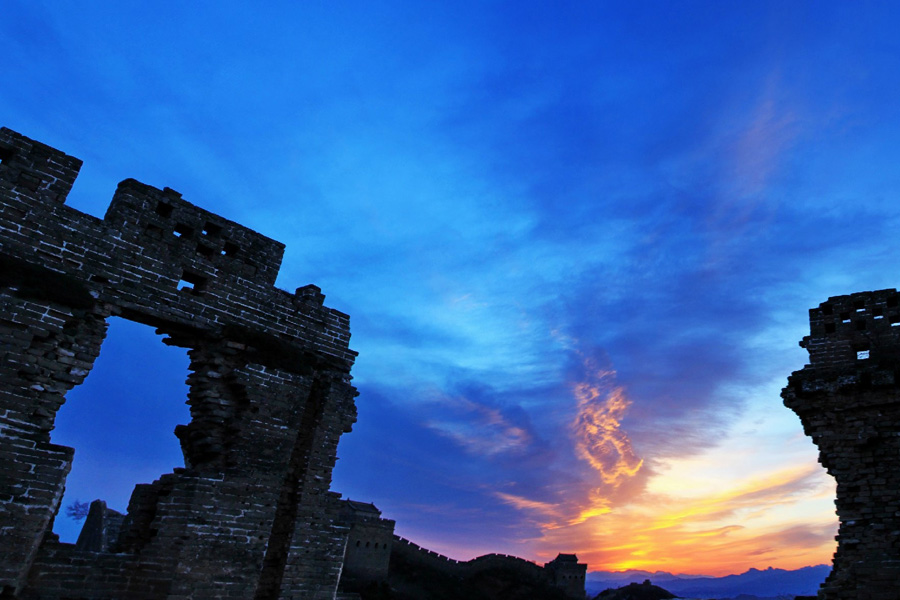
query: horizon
[
  {"left": 5, "top": 1, "right": 900, "bottom": 577},
  {"left": 586, "top": 563, "right": 830, "bottom": 577}
]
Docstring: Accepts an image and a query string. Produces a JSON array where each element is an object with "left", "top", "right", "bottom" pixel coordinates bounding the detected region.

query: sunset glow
[{"left": 489, "top": 367, "right": 837, "bottom": 575}]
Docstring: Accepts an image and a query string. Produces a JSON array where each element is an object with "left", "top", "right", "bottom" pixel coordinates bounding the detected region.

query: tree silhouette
[{"left": 65, "top": 500, "right": 90, "bottom": 521}]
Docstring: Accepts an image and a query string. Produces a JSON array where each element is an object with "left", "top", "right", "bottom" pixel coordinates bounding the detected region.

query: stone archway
[{"left": 0, "top": 127, "right": 359, "bottom": 599}]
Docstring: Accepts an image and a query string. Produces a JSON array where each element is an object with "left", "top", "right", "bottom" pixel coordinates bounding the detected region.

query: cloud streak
[
  {"left": 426, "top": 394, "right": 535, "bottom": 458},
  {"left": 572, "top": 360, "right": 643, "bottom": 488}
]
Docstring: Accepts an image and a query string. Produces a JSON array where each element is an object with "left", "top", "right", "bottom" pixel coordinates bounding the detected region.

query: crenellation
[{"left": 0, "top": 128, "right": 82, "bottom": 203}]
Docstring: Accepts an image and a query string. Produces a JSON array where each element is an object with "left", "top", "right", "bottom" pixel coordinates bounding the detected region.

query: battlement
[
  {"left": 0, "top": 127, "right": 82, "bottom": 203},
  {"left": 104, "top": 178, "right": 285, "bottom": 287},
  {"left": 0, "top": 127, "right": 355, "bottom": 369},
  {"left": 800, "top": 288, "right": 900, "bottom": 370}
]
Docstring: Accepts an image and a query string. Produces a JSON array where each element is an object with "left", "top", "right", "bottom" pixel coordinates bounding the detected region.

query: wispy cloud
[
  {"left": 425, "top": 393, "right": 537, "bottom": 458},
  {"left": 572, "top": 359, "right": 643, "bottom": 487},
  {"left": 494, "top": 492, "right": 564, "bottom": 522}
]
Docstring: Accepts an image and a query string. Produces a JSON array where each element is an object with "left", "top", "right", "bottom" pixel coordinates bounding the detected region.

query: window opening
[
  {"left": 155, "top": 201, "right": 174, "bottom": 218},
  {"left": 0, "top": 145, "right": 14, "bottom": 164},
  {"left": 51, "top": 317, "right": 191, "bottom": 543},
  {"left": 178, "top": 271, "right": 208, "bottom": 293},
  {"left": 222, "top": 241, "right": 239, "bottom": 257},
  {"left": 202, "top": 222, "right": 222, "bottom": 237},
  {"left": 857, "top": 350, "right": 870, "bottom": 360},
  {"left": 144, "top": 223, "right": 164, "bottom": 239},
  {"left": 173, "top": 223, "right": 192, "bottom": 238}
]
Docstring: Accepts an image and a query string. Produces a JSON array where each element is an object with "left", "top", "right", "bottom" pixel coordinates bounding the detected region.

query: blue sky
[{"left": 5, "top": 0, "right": 900, "bottom": 574}]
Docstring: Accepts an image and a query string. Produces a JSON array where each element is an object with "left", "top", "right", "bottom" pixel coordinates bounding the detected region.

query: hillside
[
  {"left": 342, "top": 549, "right": 572, "bottom": 600},
  {"left": 594, "top": 580, "right": 676, "bottom": 600}
]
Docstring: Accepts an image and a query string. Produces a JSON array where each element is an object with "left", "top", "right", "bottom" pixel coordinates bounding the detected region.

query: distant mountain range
[{"left": 586, "top": 565, "right": 830, "bottom": 599}]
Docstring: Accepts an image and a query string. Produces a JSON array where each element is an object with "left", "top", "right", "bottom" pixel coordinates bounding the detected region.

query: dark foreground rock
[{"left": 594, "top": 580, "right": 675, "bottom": 600}]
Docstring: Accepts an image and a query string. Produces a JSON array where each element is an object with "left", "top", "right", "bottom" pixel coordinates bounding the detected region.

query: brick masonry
[
  {"left": 0, "top": 128, "right": 358, "bottom": 599},
  {"left": 783, "top": 289, "right": 900, "bottom": 600}
]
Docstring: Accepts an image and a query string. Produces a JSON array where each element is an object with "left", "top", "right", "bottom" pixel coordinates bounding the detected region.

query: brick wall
[
  {"left": 0, "top": 128, "right": 358, "bottom": 599},
  {"left": 784, "top": 289, "right": 900, "bottom": 600}
]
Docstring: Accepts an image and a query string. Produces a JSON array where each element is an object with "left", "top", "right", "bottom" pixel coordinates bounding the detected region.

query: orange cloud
[
  {"left": 531, "top": 462, "right": 836, "bottom": 575},
  {"left": 494, "top": 491, "right": 564, "bottom": 525},
  {"left": 573, "top": 373, "right": 644, "bottom": 486},
  {"left": 572, "top": 362, "right": 643, "bottom": 487}
]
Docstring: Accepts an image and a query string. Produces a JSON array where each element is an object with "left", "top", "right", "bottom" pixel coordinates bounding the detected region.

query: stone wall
[
  {"left": 0, "top": 128, "right": 358, "bottom": 599},
  {"left": 783, "top": 289, "right": 900, "bottom": 600},
  {"left": 390, "top": 536, "right": 586, "bottom": 598},
  {"left": 390, "top": 535, "right": 468, "bottom": 576}
]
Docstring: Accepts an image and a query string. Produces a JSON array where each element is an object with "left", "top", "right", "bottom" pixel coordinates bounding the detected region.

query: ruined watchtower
[
  {"left": 783, "top": 289, "right": 900, "bottom": 600},
  {"left": 0, "top": 128, "right": 358, "bottom": 599}
]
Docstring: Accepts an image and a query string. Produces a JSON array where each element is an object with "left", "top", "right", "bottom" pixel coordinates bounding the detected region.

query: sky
[{"left": 4, "top": 0, "right": 900, "bottom": 577}]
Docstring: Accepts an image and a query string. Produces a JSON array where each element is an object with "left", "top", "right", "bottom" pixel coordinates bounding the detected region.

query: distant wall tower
[
  {"left": 783, "top": 289, "right": 900, "bottom": 600},
  {"left": 338, "top": 500, "right": 395, "bottom": 583},
  {"left": 544, "top": 553, "right": 586, "bottom": 598}
]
